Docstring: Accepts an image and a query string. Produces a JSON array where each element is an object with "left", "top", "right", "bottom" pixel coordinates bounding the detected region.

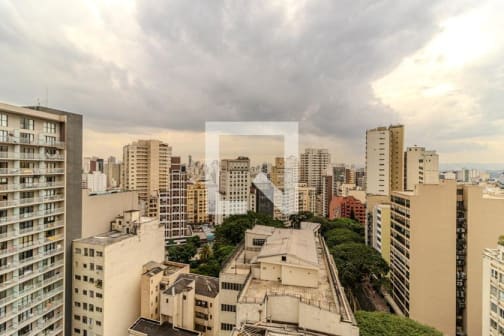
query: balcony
[
  {"left": 0, "top": 152, "right": 64, "bottom": 161},
  {"left": 0, "top": 195, "right": 64, "bottom": 209},
  {"left": 0, "top": 181, "right": 64, "bottom": 192},
  {"left": 0, "top": 168, "right": 64, "bottom": 176},
  {"left": 0, "top": 207, "right": 65, "bottom": 225},
  {"left": 0, "top": 136, "right": 64, "bottom": 148}
]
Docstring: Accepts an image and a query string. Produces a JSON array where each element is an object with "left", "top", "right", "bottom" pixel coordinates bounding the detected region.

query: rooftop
[
  {"left": 163, "top": 273, "right": 219, "bottom": 298},
  {"left": 129, "top": 318, "right": 200, "bottom": 336},
  {"left": 246, "top": 225, "right": 277, "bottom": 236},
  {"left": 241, "top": 234, "right": 336, "bottom": 311},
  {"left": 75, "top": 230, "right": 133, "bottom": 246},
  {"left": 256, "top": 229, "right": 318, "bottom": 266}
]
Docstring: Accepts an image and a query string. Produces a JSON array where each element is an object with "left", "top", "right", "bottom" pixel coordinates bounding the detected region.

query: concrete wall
[
  {"left": 281, "top": 264, "right": 318, "bottom": 288},
  {"left": 161, "top": 285, "right": 196, "bottom": 330},
  {"left": 408, "top": 182, "right": 457, "bottom": 336},
  {"left": 82, "top": 189, "right": 139, "bottom": 237},
  {"left": 465, "top": 186, "right": 504, "bottom": 336},
  {"left": 102, "top": 220, "right": 165, "bottom": 336}
]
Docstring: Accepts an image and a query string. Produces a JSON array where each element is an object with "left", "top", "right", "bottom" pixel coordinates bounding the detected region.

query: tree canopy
[{"left": 355, "top": 311, "right": 442, "bottom": 336}]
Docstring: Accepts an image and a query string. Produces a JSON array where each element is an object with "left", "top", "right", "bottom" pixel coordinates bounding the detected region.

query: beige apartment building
[
  {"left": 0, "top": 103, "right": 82, "bottom": 336},
  {"left": 137, "top": 260, "right": 220, "bottom": 336},
  {"left": 404, "top": 146, "right": 439, "bottom": 191},
  {"left": 219, "top": 223, "right": 358, "bottom": 336},
  {"left": 371, "top": 203, "right": 391, "bottom": 264},
  {"left": 482, "top": 237, "right": 504, "bottom": 336},
  {"left": 122, "top": 139, "right": 172, "bottom": 217},
  {"left": 72, "top": 210, "right": 165, "bottom": 336},
  {"left": 297, "top": 183, "right": 316, "bottom": 214},
  {"left": 388, "top": 181, "right": 504, "bottom": 336},
  {"left": 187, "top": 180, "right": 209, "bottom": 224},
  {"left": 217, "top": 157, "right": 250, "bottom": 224}
]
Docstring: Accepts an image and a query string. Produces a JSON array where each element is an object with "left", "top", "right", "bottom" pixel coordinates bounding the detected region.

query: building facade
[
  {"left": 404, "top": 146, "right": 439, "bottom": 191},
  {"left": 219, "top": 223, "right": 358, "bottom": 336},
  {"left": 122, "top": 139, "right": 172, "bottom": 217},
  {"left": 187, "top": 180, "right": 209, "bottom": 225},
  {"left": 482, "top": 238, "right": 504, "bottom": 336},
  {"left": 72, "top": 210, "right": 165, "bottom": 336},
  {"left": 0, "top": 103, "right": 82, "bottom": 336},
  {"left": 217, "top": 157, "right": 250, "bottom": 223},
  {"left": 328, "top": 196, "right": 366, "bottom": 225}
]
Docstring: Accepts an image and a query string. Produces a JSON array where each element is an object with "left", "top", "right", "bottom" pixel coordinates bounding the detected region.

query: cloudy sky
[{"left": 1, "top": 0, "right": 503, "bottom": 166}]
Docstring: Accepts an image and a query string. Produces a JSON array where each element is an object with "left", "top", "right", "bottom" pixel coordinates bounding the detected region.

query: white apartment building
[
  {"left": 217, "top": 157, "right": 250, "bottom": 224},
  {"left": 219, "top": 223, "right": 358, "bottom": 336},
  {"left": 0, "top": 103, "right": 82, "bottom": 336},
  {"left": 365, "top": 127, "right": 391, "bottom": 195},
  {"left": 299, "top": 148, "right": 330, "bottom": 194},
  {"left": 86, "top": 172, "right": 107, "bottom": 193},
  {"left": 404, "top": 146, "right": 439, "bottom": 191},
  {"left": 72, "top": 210, "right": 165, "bottom": 336},
  {"left": 482, "top": 238, "right": 504, "bottom": 336}
]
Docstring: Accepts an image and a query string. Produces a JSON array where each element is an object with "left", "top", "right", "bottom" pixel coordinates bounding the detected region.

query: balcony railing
[
  {"left": 0, "top": 152, "right": 64, "bottom": 161},
  {"left": 0, "top": 207, "right": 64, "bottom": 224},
  {"left": 0, "top": 182, "right": 64, "bottom": 192},
  {"left": 0, "top": 195, "right": 64, "bottom": 208},
  {"left": 0, "top": 136, "right": 64, "bottom": 148},
  {"left": 0, "top": 168, "right": 64, "bottom": 175}
]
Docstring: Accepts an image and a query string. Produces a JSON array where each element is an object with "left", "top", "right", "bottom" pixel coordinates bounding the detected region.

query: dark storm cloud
[{"left": 0, "top": 0, "right": 478, "bottom": 146}]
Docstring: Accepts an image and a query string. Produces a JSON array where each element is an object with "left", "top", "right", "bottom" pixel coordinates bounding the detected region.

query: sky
[{"left": 1, "top": 0, "right": 503, "bottom": 167}]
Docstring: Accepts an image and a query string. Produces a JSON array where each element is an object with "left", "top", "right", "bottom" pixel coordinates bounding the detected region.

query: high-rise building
[
  {"left": 297, "top": 183, "right": 316, "bottom": 214},
  {"left": 219, "top": 223, "right": 359, "bottom": 336},
  {"left": 387, "top": 181, "right": 504, "bottom": 335},
  {"left": 217, "top": 157, "right": 250, "bottom": 223},
  {"left": 365, "top": 125, "right": 404, "bottom": 195},
  {"left": 122, "top": 139, "right": 172, "bottom": 217},
  {"left": 0, "top": 102, "right": 82, "bottom": 336},
  {"left": 72, "top": 210, "right": 165, "bottom": 336},
  {"left": 482, "top": 237, "right": 504, "bottom": 336},
  {"left": 371, "top": 203, "right": 391, "bottom": 264},
  {"left": 103, "top": 156, "right": 121, "bottom": 188},
  {"left": 300, "top": 148, "right": 330, "bottom": 195},
  {"left": 404, "top": 146, "right": 439, "bottom": 191},
  {"left": 86, "top": 171, "right": 107, "bottom": 193},
  {"left": 187, "top": 180, "right": 209, "bottom": 224},
  {"left": 160, "top": 156, "right": 190, "bottom": 242}
]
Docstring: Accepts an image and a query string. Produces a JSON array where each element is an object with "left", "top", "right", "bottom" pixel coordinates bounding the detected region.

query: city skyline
[{"left": 1, "top": 1, "right": 504, "bottom": 166}]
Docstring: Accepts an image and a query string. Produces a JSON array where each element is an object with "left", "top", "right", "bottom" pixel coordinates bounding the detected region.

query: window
[
  {"left": 0, "top": 114, "right": 7, "bottom": 127},
  {"left": 195, "top": 324, "right": 206, "bottom": 332},
  {"left": 252, "top": 238, "right": 266, "bottom": 246},
  {"left": 281, "top": 255, "right": 287, "bottom": 262},
  {"left": 44, "top": 122, "right": 56, "bottom": 133},
  {"left": 195, "top": 312, "right": 208, "bottom": 320},
  {"left": 221, "top": 282, "right": 243, "bottom": 291},
  {"left": 20, "top": 118, "right": 34, "bottom": 130},
  {"left": 0, "top": 131, "right": 7, "bottom": 142},
  {"left": 221, "top": 304, "right": 236, "bottom": 312},
  {"left": 221, "top": 323, "right": 234, "bottom": 331}
]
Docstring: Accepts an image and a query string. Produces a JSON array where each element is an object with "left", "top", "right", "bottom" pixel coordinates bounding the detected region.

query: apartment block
[
  {"left": 482, "top": 238, "right": 504, "bottom": 336},
  {"left": 300, "top": 148, "right": 330, "bottom": 194},
  {"left": 187, "top": 180, "right": 209, "bottom": 225},
  {"left": 85, "top": 171, "right": 106, "bottom": 193},
  {"left": 0, "top": 103, "right": 82, "bottom": 336},
  {"left": 365, "top": 125, "right": 404, "bottom": 195},
  {"left": 297, "top": 183, "right": 316, "bottom": 214},
  {"left": 219, "top": 223, "right": 358, "bottom": 336},
  {"left": 328, "top": 196, "right": 365, "bottom": 225},
  {"left": 371, "top": 204, "right": 391, "bottom": 264},
  {"left": 122, "top": 139, "right": 172, "bottom": 217},
  {"left": 404, "top": 146, "right": 439, "bottom": 191},
  {"left": 388, "top": 181, "right": 504, "bottom": 336},
  {"left": 103, "top": 156, "right": 121, "bottom": 189},
  {"left": 160, "top": 157, "right": 191, "bottom": 243},
  {"left": 217, "top": 157, "right": 250, "bottom": 223},
  {"left": 72, "top": 210, "right": 165, "bottom": 336}
]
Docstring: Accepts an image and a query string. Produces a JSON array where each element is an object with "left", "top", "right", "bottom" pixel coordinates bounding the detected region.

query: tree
[
  {"left": 331, "top": 243, "right": 389, "bottom": 288},
  {"left": 199, "top": 244, "right": 212, "bottom": 262},
  {"left": 167, "top": 243, "right": 197, "bottom": 264},
  {"left": 289, "top": 211, "right": 314, "bottom": 228},
  {"left": 325, "top": 228, "right": 363, "bottom": 246},
  {"left": 355, "top": 311, "right": 442, "bottom": 336}
]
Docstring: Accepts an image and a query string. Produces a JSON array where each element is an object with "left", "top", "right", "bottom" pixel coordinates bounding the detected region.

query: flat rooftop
[
  {"left": 240, "top": 234, "right": 337, "bottom": 312},
  {"left": 75, "top": 230, "right": 133, "bottom": 246},
  {"left": 129, "top": 318, "right": 199, "bottom": 336},
  {"left": 256, "top": 229, "right": 318, "bottom": 266}
]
